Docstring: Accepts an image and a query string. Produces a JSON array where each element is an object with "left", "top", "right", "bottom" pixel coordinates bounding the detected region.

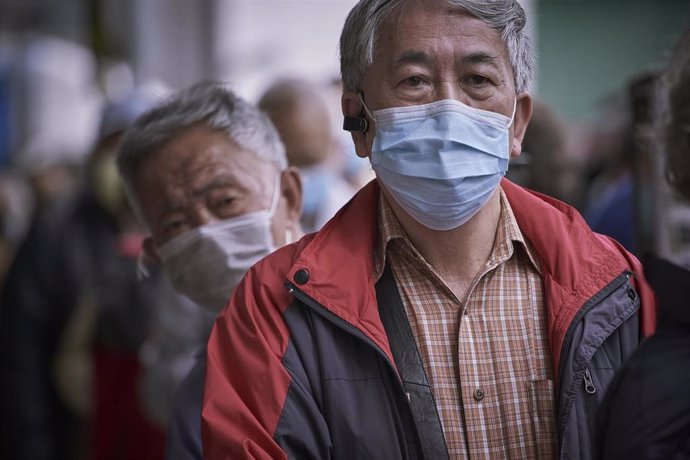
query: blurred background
[
  {"left": 0, "top": 0, "right": 689, "bottom": 270},
  {"left": 0, "top": 0, "right": 689, "bottom": 264},
  {"left": 0, "top": 0, "right": 689, "bottom": 459}
]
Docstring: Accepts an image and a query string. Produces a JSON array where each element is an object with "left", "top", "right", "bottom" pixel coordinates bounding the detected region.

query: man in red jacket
[{"left": 202, "top": 1, "right": 655, "bottom": 459}]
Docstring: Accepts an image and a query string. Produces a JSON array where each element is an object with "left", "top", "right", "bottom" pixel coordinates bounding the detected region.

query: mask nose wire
[{"left": 358, "top": 91, "right": 517, "bottom": 128}]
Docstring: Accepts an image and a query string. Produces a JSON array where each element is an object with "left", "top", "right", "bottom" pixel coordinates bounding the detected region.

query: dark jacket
[
  {"left": 202, "top": 179, "right": 656, "bottom": 460},
  {"left": 596, "top": 255, "right": 690, "bottom": 459},
  {"left": 1, "top": 193, "right": 118, "bottom": 459},
  {"left": 0, "top": 192, "right": 160, "bottom": 459}
]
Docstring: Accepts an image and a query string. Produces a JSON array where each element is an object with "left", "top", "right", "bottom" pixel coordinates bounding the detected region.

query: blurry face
[
  {"left": 133, "top": 125, "right": 294, "bottom": 254},
  {"left": 268, "top": 100, "right": 332, "bottom": 169},
  {"left": 343, "top": 0, "right": 531, "bottom": 160},
  {"left": 91, "top": 133, "right": 129, "bottom": 217}
]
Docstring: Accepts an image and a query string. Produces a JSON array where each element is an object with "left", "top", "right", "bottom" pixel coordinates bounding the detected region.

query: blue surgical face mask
[{"left": 365, "top": 97, "right": 516, "bottom": 231}]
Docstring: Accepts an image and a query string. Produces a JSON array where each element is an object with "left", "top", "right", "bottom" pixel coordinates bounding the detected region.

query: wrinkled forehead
[
  {"left": 374, "top": 1, "right": 503, "bottom": 53},
  {"left": 371, "top": 1, "right": 507, "bottom": 66},
  {"left": 377, "top": 1, "right": 463, "bottom": 34}
]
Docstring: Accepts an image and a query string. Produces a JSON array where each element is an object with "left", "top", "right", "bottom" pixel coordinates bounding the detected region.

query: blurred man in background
[
  {"left": 581, "top": 101, "right": 637, "bottom": 254},
  {"left": 116, "top": 80, "right": 302, "bottom": 459},
  {"left": 507, "top": 98, "right": 580, "bottom": 205},
  {"left": 259, "top": 78, "right": 355, "bottom": 233}
]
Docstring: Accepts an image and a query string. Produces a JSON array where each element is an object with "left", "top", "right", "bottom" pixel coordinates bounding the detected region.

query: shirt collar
[{"left": 373, "top": 187, "right": 541, "bottom": 282}]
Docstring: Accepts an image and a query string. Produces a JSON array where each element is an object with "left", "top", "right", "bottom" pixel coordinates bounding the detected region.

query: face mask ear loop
[
  {"left": 268, "top": 173, "right": 282, "bottom": 218},
  {"left": 357, "top": 92, "right": 376, "bottom": 123},
  {"left": 137, "top": 250, "right": 151, "bottom": 281},
  {"left": 507, "top": 97, "right": 517, "bottom": 129}
]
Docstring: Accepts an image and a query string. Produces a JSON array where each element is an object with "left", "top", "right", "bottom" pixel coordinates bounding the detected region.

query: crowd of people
[{"left": 1, "top": 0, "right": 689, "bottom": 459}]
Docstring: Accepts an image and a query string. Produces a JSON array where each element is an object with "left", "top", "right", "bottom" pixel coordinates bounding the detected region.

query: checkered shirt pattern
[{"left": 373, "top": 190, "right": 558, "bottom": 459}]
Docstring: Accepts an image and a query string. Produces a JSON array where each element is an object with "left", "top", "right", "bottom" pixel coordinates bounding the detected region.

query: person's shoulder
[
  {"left": 250, "top": 232, "right": 317, "bottom": 281},
  {"left": 226, "top": 232, "right": 318, "bottom": 320},
  {"left": 600, "top": 328, "right": 690, "bottom": 452}
]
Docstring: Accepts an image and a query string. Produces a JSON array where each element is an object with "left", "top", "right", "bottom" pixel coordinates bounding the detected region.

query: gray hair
[
  {"left": 117, "top": 80, "right": 286, "bottom": 208},
  {"left": 663, "top": 28, "right": 690, "bottom": 201},
  {"left": 339, "top": 0, "right": 535, "bottom": 93}
]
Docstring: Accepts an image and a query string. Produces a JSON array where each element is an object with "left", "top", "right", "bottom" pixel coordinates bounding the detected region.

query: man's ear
[
  {"left": 143, "top": 236, "right": 161, "bottom": 263},
  {"left": 510, "top": 92, "right": 533, "bottom": 158},
  {"left": 281, "top": 167, "right": 302, "bottom": 226},
  {"left": 342, "top": 91, "right": 371, "bottom": 158}
]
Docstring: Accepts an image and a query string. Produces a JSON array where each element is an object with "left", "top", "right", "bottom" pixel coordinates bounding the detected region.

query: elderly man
[
  {"left": 202, "top": 1, "right": 655, "bottom": 459},
  {"left": 116, "top": 81, "right": 302, "bottom": 459}
]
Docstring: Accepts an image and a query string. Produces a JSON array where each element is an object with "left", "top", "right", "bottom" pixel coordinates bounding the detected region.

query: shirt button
[
  {"left": 473, "top": 388, "right": 485, "bottom": 402},
  {"left": 294, "top": 268, "right": 310, "bottom": 285}
]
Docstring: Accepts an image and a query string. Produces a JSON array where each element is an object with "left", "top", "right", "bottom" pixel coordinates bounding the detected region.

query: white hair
[
  {"left": 339, "top": 0, "right": 535, "bottom": 93},
  {"left": 117, "top": 81, "right": 286, "bottom": 212}
]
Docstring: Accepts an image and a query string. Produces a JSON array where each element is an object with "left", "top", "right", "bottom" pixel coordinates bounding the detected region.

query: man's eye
[
  {"left": 162, "top": 219, "right": 189, "bottom": 238},
  {"left": 214, "top": 197, "right": 234, "bottom": 210},
  {"left": 466, "top": 75, "right": 491, "bottom": 86},
  {"left": 401, "top": 75, "right": 428, "bottom": 88},
  {"left": 212, "top": 197, "right": 236, "bottom": 218}
]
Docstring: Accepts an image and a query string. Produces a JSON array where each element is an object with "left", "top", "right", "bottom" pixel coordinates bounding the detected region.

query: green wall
[{"left": 536, "top": 0, "right": 690, "bottom": 122}]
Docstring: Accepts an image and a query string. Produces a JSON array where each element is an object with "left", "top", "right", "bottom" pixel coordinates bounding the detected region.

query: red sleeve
[{"left": 201, "top": 263, "right": 292, "bottom": 460}]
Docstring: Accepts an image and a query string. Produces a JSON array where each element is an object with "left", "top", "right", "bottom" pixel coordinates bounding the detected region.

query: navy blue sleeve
[{"left": 166, "top": 349, "right": 206, "bottom": 460}]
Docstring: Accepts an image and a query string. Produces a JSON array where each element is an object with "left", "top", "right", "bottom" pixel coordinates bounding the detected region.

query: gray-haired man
[
  {"left": 202, "top": 1, "right": 655, "bottom": 459},
  {"left": 116, "top": 81, "right": 302, "bottom": 459}
]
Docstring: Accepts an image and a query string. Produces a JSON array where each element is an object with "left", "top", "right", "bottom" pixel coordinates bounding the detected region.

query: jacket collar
[
  {"left": 288, "top": 179, "right": 652, "bottom": 369},
  {"left": 499, "top": 179, "right": 654, "bottom": 369}
]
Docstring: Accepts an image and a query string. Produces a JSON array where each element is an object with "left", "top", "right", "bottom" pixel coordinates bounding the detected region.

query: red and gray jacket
[{"left": 202, "top": 179, "right": 655, "bottom": 460}]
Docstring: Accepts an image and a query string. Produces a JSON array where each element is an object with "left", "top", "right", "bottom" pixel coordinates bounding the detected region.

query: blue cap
[{"left": 98, "top": 90, "right": 160, "bottom": 139}]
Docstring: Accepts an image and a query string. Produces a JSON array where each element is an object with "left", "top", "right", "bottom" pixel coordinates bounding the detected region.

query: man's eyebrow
[
  {"left": 192, "top": 177, "right": 236, "bottom": 198},
  {"left": 154, "top": 199, "right": 184, "bottom": 222},
  {"left": 461, "top": 52, "right": 500, "bottom": 66},
  {"left": 392, "top": 50, "right": 433, "bottom": 67}
]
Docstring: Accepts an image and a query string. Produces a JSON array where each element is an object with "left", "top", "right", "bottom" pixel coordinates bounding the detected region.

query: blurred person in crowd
[
  {"left": 259, "top": 78, "right": 355, "bottom": 233},
  {"left": 116, "top": 81, "right": 302, "bottom": 459},
  {"left": 597, "top": 28, "right": 690, "bottom": 459},
  {"left": 201, "top": 1, "right": 655, "bottom": 458},
  {"left": 581, "top": 99, "right": 637, "bottom": 253},
  {"left": 25, "top": 161, "right": 79, "bottom": 210},
  {"left": 0, "top": 90, "right": 172, "bottom": 460},
  {"left": 506, "top": 98, "right": 580, "bottom": 205},
  {"left": 0, "top": 171, "right": 32, "bottom": 285}
]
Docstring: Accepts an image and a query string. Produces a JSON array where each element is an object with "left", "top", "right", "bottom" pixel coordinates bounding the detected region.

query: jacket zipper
[
  {"left": 556, "top": 270, "right": 633, "bottom": 437},
  {"left": 557, "top": 271, "right": 631, "bottom": 394},
  {"left": 285, "top": 281, "right": 413, "bottom": 409},
  {"left": 583, "top": 368, "right": 596, "bottom": 394},
  {"left": 582, "top": 366, "right": 599, "bottom": 454}
]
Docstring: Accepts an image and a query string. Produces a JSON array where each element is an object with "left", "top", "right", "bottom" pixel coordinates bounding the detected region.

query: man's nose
[
  {"left": 191, "top": 205, "right": 218, "bottom": 227},
  {"left": 436, "top": 81, "right": 467, "bottom": 105}
]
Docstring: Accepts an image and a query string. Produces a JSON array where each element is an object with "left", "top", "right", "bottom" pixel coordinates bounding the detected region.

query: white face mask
[{"left": 156, "top": 175, "right": 281, "bottom": 314}]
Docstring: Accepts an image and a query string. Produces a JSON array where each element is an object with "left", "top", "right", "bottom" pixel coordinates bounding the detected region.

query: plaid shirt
[{"left": 374, "top": 190, "right": 558, "bottom": 459}]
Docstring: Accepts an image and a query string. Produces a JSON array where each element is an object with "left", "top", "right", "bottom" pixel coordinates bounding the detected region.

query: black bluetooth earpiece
[{"left": 343, "top": 116, "right": 368, "bottom": 132}]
